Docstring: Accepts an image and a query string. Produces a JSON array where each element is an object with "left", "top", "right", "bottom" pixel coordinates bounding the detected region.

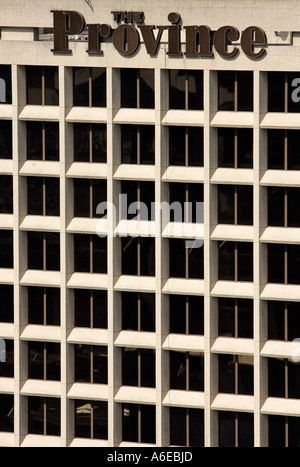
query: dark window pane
[
  {"left": 140, "top": 293, "right": 155, "bottom": 332},
  {"left": 0, "top": 65, "right": 12, "bottom": 105},
  {"left": 288, "top": 188, "right": 300, "bottom": 227},
  {"left": 0, "top": 285, "right": 14, "bottom": 323},
  {"left": 75, "top": 400, "right": 91, "bottom": 439},
  {"left": 140, "top": 181, "right": 154, "bottom": 221},
  {"left": 218, "top": 72, "right": 234, "bottom": 111},
  {"left": 140, "top": 349, "right": 155, "bottom": 388},
  {"left": 75, "top": 345, "right": 91, "bottom": 383},
  {"left": 0, "top": 175, "right": 13, "bottom": 214},
  {"left": 140, "top": 238, "right": 155, "bottom": 276},
  {"left": 188, "top": 127, "right": 204, "bottom": 167},
  {"left": 170, "top": 407, "right": 186, "bottom": 446},
  {"left": 122, "top": 125, "right": 137, "bottom": 164},
  {"left": 268, "top": 72, "right": 285, "bottom": 112},
  {"left": 188, "top": 242, "right": 204, "bottom": 279},
  {"left": 268, "top": 301, "right": 285, "bottom": 341},
  {"left": 46, "top": 288, "right": 60, "bottom": 326},
  {"left": 288, "top": 417, "right": 300, "bottom": 447},
  {"left": 238, "top": 356, "right": 254, "bottom": 395},
  {"left": 93, "top": 291, "right": 107, "bottom": 329},
  {"left": 28, "top": 397, "right": 44, "bottom": 435},
  {"left": 46, "top": 233, "right": 60, "bottom": 271},
  {"left": 74, "top": 235, "right": 90, "bottom": 273},
  {"left": 268, "top": 415, "right": 286, "bottom": 447},
  {"left": 93, "top": 346, "right": 107, "bottom": 384},
  {"left": 268, "top": 130, "right": 285, "bottom": 170},
  {"left": 288, "top": 73, "right": 300, "bottom": 113},
  {"left": 238, "top": 299, "right": 253, "bottom": 339},
  {"left": 268, "top": 244, "right": 285, "bottom": 284},
  {"left": 219, "top": 411, "right": 235, "bottom": 447},
  {"left": 92, "top": 124, "right": 107, "bottom": 163},
  {"left": 238, "top": 129, "right": 253, "bottom": 168},
  {"left": 46, "top": 178, "right": 60, "bottom": 216},
  {"left": 46, "top": 398, "right": 60, "bottom": 436},
  {"left": 188, "top": 296, "right": 204, "bottom": 335},
  {"left": 0, "top": 394, "right": 13, "bottom": 433},
  {"left": 28, "top": 341, "right": 44, "bottom": 380},
  {"left": 122, "top": 238, "right": 137, "bottom": 275},
  {"left": 121, "top": 181, "right": 137, "bottom": 220},
  {"left": 170, "top": 295, "right": 187, "bottom": 334},
  {"left": 218, "top": 185, "right": 234, "bottom": 224},
  {"left": 219, "top": 355, "right": 235, "bottom": 394},
  {"left": 27, "top": 122, "right": 43, "bottom": 160},
  {"left": 170, "top": 351, "right": 186, "bottom": 390},
  {"left": 121, "top": 69, "right": 137, "bottom": 108},
  {"left": 93, "top": 236, "right": 107, "bottom": 274},
  {"left": 122, "top": 292, "right": 138, "bottom": 331},
  {"left": 268, "top": 187, "right": 284, "bottom": 226},
  {"left": 91, "top": 68, "right": 106, "bottom": 108},
  {"left": 288, "top": 130, "right": 300, "bottom": 170},
  {"left": 268, "top": 357, "right": 285, "bottom": 398},
  {"left": 46, "top": 343, "right": 60, "bottom": 381},
  {"left": 26, "top": 66, "right": 42, "bottom": 105},
  {"left": 140, "top": 126, "right": 155, "bottom": 165},
  {"left": 288, "top": 361, "right": 300, "bottom": 399},
  {"left": 237, "top": 242, "right": 253, "bottom": 282},
  {"left": 189, "top": 352, "right": 204, "bottom": 391},
  {"left": 122, "top": 348, "right": 138, "bottom": 386},
  {"left": 169, "top": 126, "right": 185, "bottom": 166},
  {"left": 141, "top": 405, "right": 156, "bottom": 444},
  {"left": 28, "top": 287, "right": 44, "bottom": 325},
  {"left": 170, "top": 70, "right": 186, "bottom": 110},
  {"left": 170, "top": 239, "right": 185, "bottom": 278},
  {"left": 73, "top": 68, "right": 89, "bottom": 106},
  {"left": 74, "top": 123, "right": 89, "bottom": 162},
  {"left": 27, "top": 177, "right": 43, "bottom": 215},
  {"left": 74, "top": 179, "right": 90, "bottom": 218},
  {"left": 140, "top": 69, "right": 155, "bottom": 109},
  {"left": 75, "top": 289, "right": 91, "bottom": 328},
  {"left": 45, "top": 123, "right": 59, "bottom": 161},
  {"left": 219, "top": 298, "right": 235, "bottom": 337},
  {"left": 93, "top": 401, "right": 108, "bottom": 440},
  {"left": 0, "top": 339, "right": 14, "bottom": 378},
  {"left": 188, "top": 71, "right": 203, "bottom": 110},
  {"left": 288, "top": 302, "right": 300, "bottom": 342},
  {"left": 238, "top": 412, "right": 254, "bottom": 447},
  {"left": 189, "top": 409, "right": 204, "bottom": 447},
  {"left": 237, "top": 72, "right": 253, "bottom": 111},
  {"left": 288, "top": 245, "right": 300, "bottom": 285},
  {"left": 44, "top": 67, "right": 59, "bottom": 106},
  {"left": 0, "top": 230, "right": 13, "bottom": 268},
  {"left": 123, "top": 403, "right": 138, "bottom": 442},
  {"left": 218, "top": 128, "right": 234, "bottom": 168},
  {"left": 0, "top": 121, "right": 12, "bottom": 159},
  {"left": 237, "top": 186, "right": 253, "bottom": 225},
  {"left": 219, "top": 241, "right": 234, "bottom": 281}
]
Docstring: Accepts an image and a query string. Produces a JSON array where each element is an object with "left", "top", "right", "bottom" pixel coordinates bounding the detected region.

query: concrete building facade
[{"left": 0, "top": 0, "right": 300, "bottom": 447}]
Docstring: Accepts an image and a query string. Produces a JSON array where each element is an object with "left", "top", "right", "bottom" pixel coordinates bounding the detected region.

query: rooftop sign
[{"left": 51, "top": 10, "right": 268, "bottom": 59}]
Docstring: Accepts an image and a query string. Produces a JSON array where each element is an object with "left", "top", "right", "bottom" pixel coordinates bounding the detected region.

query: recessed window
[
  {"left": 122, "top": 348, "right": 155, "bottom": 388},
  {"left": 121, "top": 69, "right": 154, "bottom": 109},
  {"left": 218, "top": 241, "right": 253, "bottom": 282},
  {"left": 268, "top": 72, "right": 300, "bottom": 113},
  {"left": 268, "top": 187, "right": 300, "bottom": 227},
  {"left": 268, "top": 129, "right": 300, "bottom": 170},
  {"left": 28, "top": 342, "right": 60, "bottom": 381},
  {"left": 122, "top": 403, "right": 156, "bottom": 444},
  {"left": 170, "top": 407, "right": 204, "bottom": 447},
  {"left": 75, "top": 345, "right": 107, "bottom": 384},
  {"left": 0, "top": 176, "right": 13, "bottom": 214},
  {"left": 27, "top": 287, "right": 60, "bottom": 326},
  {"left": 268, "top": 301, "right": 300, "bottom": 342},
  {"left": 74, "top": 235, "right": 107, "bottom": 274},
  {"left": 28, "top": 232, "right": 60, "bottom": 271},
  {"left": 169, "top": 183, "right": 204, "bottom": 223},
  {"left": 121, "top": 125, "right": 155, "bottom": 165},
  {"left": 0, "top": 395, "right": 14, "bottom": 433},
  {"left": 28, "top": 397, "right": 60, "bottom": 436},
  {"left": 169, "top": 126, "right": 203, "bottom": 167},
  {"left": 74, "top": 179, "right": 107, "bottom": 218},
  {"left": 170, "top": 351, "right": 204, "bottom": 391},
  {"left": 27, "top": 122, "right": 59, "bottom": 161},
  {"left": 73, "top": 123, "right": 107, "bottom": 163},
  {"left": 218, "top": 71, "right": 253, "bottom": 111},
  {"left": 74, "top": 289, "right": 107, "bottom": 329},
  {"left": 169, "top": 70, "right": 203, "bottom": 110},
  {"left": 219, "top": 354, "right": 254, "bottom": 395},
  {"left": 122, "top": 237, "right": 155, "bottom": 277},
  {"left": 26, "top": 66, "right": 59, "bottom": 106},
  {"left": 0, "top": 65, "right": 12, "bottom": 104},
  {"left": 120, "top": 181, "right": 155, "bottom": 221},
  {"left": 0, "top": 121, "right": 12, "bottom": 159},
  {"left": 75, "top": 400, "right": 108, "bottom": 440},
  {"left": 0, "top": 285, "right": 13, "bottom": 323},
  {"left": 0, "top": 231, "right": 13, "bottom": 269},
  {"left": 169, "top": 239, "right": 204, "bottom": 279},
  {"left": 269, "top": 415, "right": 300, "bottom": 447},
  {"left": 0, "top": 339, "right": 14, "bottom": 378},
  {"left": 27, "top": 177, "right": 59, "bottom": 216},
  {"left": 218, "top": 128, "right": 253, "bottom": 168},
  {"left": 218, "top": 298, "right": 253, "bottom": 339},
  {"left": 219, "top": 412, "right": 254, "bottom": 447},
  {"left": 268, "top": 357, "right": 300, "bottom": 399},
  {"left": 122, "top": 292, "right": 155, "bottom": 332},
  {"left": 73, "top": 68, "right": 106, "bottom": 107},
  {"left": 169, "top": 295, "right": 204, "bottom": 335},
  {"left": 218, "top": 185, "right": 253, "bottom": 225},
  {"left": 268, "top": 244, "right": 300, "bottom": 284}
]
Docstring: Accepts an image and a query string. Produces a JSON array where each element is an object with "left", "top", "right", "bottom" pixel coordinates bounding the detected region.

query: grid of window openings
[{"left": 1, "top": 61, "right": 300, "bottom": 448}]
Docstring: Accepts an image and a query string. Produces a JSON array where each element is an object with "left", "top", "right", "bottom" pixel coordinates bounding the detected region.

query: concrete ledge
[
  {"left": 261, "top": 397, "right": 300, "bottom": 417},
  {"left": 162, "top": 334, "right": 205, "bottom": 352},
  {"left": 261, "top": 283, "right": 300, "bottom": 301},
  {"left": 67, "top": 383, "right": 109, "bottom": 401},
  {"left": 162, "top": 110, "right": 204, "bottom": 127},
  {"left": 113, "top": 164, "right": 156, "bottom": 181},
  {"left": 162, "top": 167, "right": 204, "bottom": 183},
  {"left": 67, "top": 273, "right": 108, "bottom": 290},
  {"left": 66, "top": 107, "right": 108, "bottom": 123},
  {"left": 163, "top": 390, "right": 205, "bottom": 408},
  {"left": 20, "top": 325, "right": 61, "bottom": 343},
  {"left": 20, "top": 216, "right": 61, "bottom": 233},
  {"left": 21, "top": 435, "right": 61, "bottom": 448},
  {"left": 211, "top": 337, "right": 254, "bottom": 355},
  {"left": 162, "top": 278, "right": 205, "bottom": 296},
  {"left": 211, "top": 225, "right": 254, "bottom": 242},
  {"left": 260, "top": 112, "right": 300, "bottom": 129},
  {"left": 210, "top": 111, "right": 254, "bottom": 128},
  {"left": 114, "top": 331, "right": 156, "bottom": 349},
  {"left": 260, "top": 226, "right": 300, "bottom": 244},
  {"left": 211, "top": 393, "right": 255, "bottom": 412},
  {"left": 19, "top": 105, "right": 60, "bottom": 121},
  {"left": 210, "top": 168, "right": 254, "bottom": 185},
  {"left": 211, "top": 281, "right": 254, "bottom": 299},
  {"left": 20, "top": 270, "right": 61, "bottom": 287},
  {"left": 66, "top": 162, "right": 108, "bottom": 179},
  {"left": 20, "top": 380, "right": 61, "bottom": 398},
  {"left": 115, "top": 386, "right": 156, "bottom": 404},
  {"left": 19, "top": 160, "right": 60, "bottom": 177},
  {"left": 114, "top": 108, "right": 155, "bottom": 125},
  {"left": 114, "top": 276, "right": 156, "bottom": 293},
  {"left": 67, "top": 328, "right": 109, "bottom": 346}
]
